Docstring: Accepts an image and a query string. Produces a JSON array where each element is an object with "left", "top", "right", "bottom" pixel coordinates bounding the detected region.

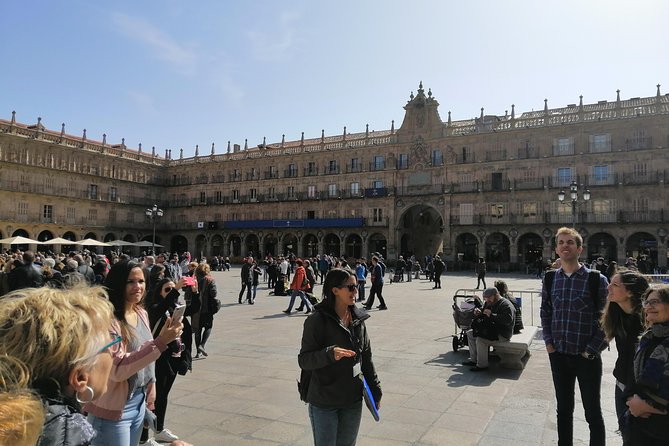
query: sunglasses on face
[
  {"left": 163, "top": 287, "right": 173, "bottom": 293},
  {"left": 98, "top": 334, "right": 122, "bottom": 355},
  {"left": 338, "top": 284, "right": 358, "bottom": 292}
]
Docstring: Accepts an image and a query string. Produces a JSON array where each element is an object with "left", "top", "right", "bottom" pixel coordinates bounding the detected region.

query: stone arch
[
  {"left": 626, "top": 232, "right": 658, "bottom": 268},
  {"left": 84, "top": 232, "right": 98, "bottom": 240},
  {"left": 485, "top": 232, "right": 510, "bottom": 263},
  {"left": 103, "top": 233, "right": 117, "bottom": 242},
  {"left": 228, "top": 234, "right": 242, "bottom": 258},
  {"left": 345, "top": 234, "right": 363, "bottom": 260},
  {"left": 302, "top": 233, "right": 319, "bottom": 258},
  {"left": 587, "top": 232, "right": 617, "bottom": 263},
  {"left": 324, "top": 233, "right": 341, "bottom": 257},
  {"left": 211, "top": 235, "right": 224, "bottom": 257},
  {"left": 123, "top": 233, "right": 137, "bottom": 243},
  {"left": 398, "top": 204, "right": 443, "bottom": 258},
  {"left": 367, "top": 233, "right": 387, "bottom": 259},
  {"left": 517, "top": 232, "right": 544, "bottom": 267},
  {"left": 195, "top": 234, "right": 207, "bottom": 259},
  {"left": 171, "top": 235, "right": 188, "bottom": 254},
  {"left": 245, "top": 234, "right": 260, "bottom": 258},
  {"left": 455, "top": 232, "right": 478, "bottom": 263},
  {"left": 282, "top": 233, "right": 298, "bottom": 256},
  {"left": 263, "top": 234, "right": 278, "bottom": 257},
  {"left": 37, "top": 230, "right": 54, "bottom": 242},
  {"left": 12, "top": 228, "right": 30, "bottom": 238}
]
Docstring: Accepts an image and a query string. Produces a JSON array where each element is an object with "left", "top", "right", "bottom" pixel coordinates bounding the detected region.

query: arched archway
[
  {"left": 626, "top": 232, "right": 658, "bottom": 269},
  {"left": 37, "top": 230, "right": 54, "bottom": 242},
  {"left": 84, "top": 232, "right": 98, "bottom": 240},
  {"left": 245, "top": 234, "right": 259, "bottom": 258},
  {"left": 398, "top": 204, "right": 443, "bottom": 258},
  {"left": 211, "top": 235, "right": 223, "bottom": 257},
  {"left": 485, "top": 232, "right": 510, "bottom": 263},
  {"left": 195, "top": 234, "right": 207, "bottom": 259},
  {"left": 171, "top": 235, "right": 188, "bottom": 254},
  {"left": 455, "top": 233, "right": 478, "bottom": 263},
  {"left": 517, "top": 233, "right": 544, "bottom": 267},
  {"left": 587, "top": 232, "right": 617, "bottom": 263},
  {"left": 282, "top": 233, "right": 298, "bottom": 256},
  {"left": 345, "top": 234, "right": 362, "bottom": 260},
  {"left": 367, "top": 233, "right": 386, "bottom": 259},
  {"left": 10, "top": 229, "right": 31, "bottom": 251},
  {"left": 324, "top": 233, "right": 341, "bottom": 257},
  {"left": 263, "top": 234, "right": 278, "bottom": 257},
  {"left": 303, "top": 234, "right": 319, "bottom": 258},
  {"left": 62, "top": 231, "right": 78, "bottom": 252},
  {"left": 103, "top": 233, "right": 116, "bottom": 242},
  {"left": 228, "top": 235, "right": 242, "bottom": 258}
]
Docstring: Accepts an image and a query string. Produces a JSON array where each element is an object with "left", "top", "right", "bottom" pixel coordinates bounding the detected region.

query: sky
[{"left": 1, "top": 0, "right": 668, "bottom": 157}]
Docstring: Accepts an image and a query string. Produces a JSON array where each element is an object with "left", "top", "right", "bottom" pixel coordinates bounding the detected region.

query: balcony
[
  {"left": 517, "top": 146, "right": 540, "bottom": 159},
  {"left": 396, "top": 184, "right": 444, "bottom": 196},
  {"left": 485, "top": 149, "right": 507, "bottom": 162},
  {"left": 621, "top": 171, "right": 665, "bottom": 185},
  {"left": 264, "top": 170, "right": 278, "bottom": 179},
  {"left": 346, "top": 164, "right": 363, "bottom": 173},
  {"left": 368, "top": 161, "right": 386, "bottom": 172},
  {"left": 283, "top": 169, "right": 298, "bottom": 178},
  {"left": 303, "top": 166, "right": 319, "bottom": 176},
  {"left": 626, "top": 137, "right": 652, "bottom": 151},
  {"left": 325, "top": 165, "right": 340, "bottom": 175}
]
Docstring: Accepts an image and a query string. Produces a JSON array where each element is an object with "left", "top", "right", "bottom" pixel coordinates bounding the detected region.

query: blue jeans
[
  {"left": 89, "top": 387, "right": 146, "bottom": 446},
  {"left": 287, "top": 290, "right": 311, "bottom": 311},
  {"left": 548, "top": 352, "right": 605, "bottom": 446},
  {"left": 357, "top": 280, "right": 366, "bottom": 301},
  {"left": 309, "top": 401, "right": 362, "bottom": 446}
]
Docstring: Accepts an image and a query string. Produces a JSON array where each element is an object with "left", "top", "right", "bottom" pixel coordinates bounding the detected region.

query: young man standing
[
  {"left": 363, "top": 256, "right": 387, "bottom": 310},
  {"left": 540, "top": 227, "right": 608, "bottom": 446}
]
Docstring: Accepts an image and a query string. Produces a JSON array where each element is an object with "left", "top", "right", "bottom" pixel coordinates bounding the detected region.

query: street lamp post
[
  {"left": 558, "top": 181, "right": 591, "bottom": 227},
  {"left": 145, "top": 204, "right": 164, "bottom": 255}
]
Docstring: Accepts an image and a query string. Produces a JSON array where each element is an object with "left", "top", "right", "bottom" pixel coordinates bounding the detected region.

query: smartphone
[
  {"left": 171, "top": 304, "right": 186, "bottom": 324},
  {"left": 183, "top": 276, "right": 196, "bottom": 287}
]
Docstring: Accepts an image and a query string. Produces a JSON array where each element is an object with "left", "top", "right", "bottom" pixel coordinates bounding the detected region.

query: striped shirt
[{"left": 540, "top": 265, "right": 608, "bottom": 355}]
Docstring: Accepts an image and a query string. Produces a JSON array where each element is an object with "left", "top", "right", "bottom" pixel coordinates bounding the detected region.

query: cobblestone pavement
[{"left": 162, "top": 269, "right": 622, "bottom": 445}]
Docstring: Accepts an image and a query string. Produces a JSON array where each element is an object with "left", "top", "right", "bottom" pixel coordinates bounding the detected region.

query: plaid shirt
[{"left": 540, "top": 265, "right": 608, "bottom": 355}]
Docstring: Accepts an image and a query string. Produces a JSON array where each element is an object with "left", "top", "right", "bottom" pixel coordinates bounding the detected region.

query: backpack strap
[
  {"left": 543, "top": 270, "right": 556, "bottom": 308},
  {"left": 588, "top": 270, "right": 603, "bottom": 316}
]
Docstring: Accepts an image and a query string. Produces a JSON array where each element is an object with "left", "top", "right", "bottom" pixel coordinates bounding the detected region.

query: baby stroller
[{"left": 451, "top": 294, "right": 482, "bottom": 352}]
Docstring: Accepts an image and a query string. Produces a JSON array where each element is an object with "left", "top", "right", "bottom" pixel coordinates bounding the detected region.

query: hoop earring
[{"left": 75, "top": 385, "right": 95, "bottom": 404}]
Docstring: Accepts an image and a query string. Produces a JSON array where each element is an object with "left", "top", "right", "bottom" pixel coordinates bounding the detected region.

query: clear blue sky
[{"left": 2, "top": 1, "right": 667, "bottom": 157}]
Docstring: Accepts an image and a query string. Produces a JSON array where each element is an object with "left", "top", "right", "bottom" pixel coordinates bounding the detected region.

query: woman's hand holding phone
[{"left": 157, "top": 316, "right": 183, "bottom": 345}]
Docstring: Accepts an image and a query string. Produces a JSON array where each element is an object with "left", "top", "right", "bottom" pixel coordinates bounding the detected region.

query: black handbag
[{"left": 471, "top": 316, "right": 499, "bottom": 341}]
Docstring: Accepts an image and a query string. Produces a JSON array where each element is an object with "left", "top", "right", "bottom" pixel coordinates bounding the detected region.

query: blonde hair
[
  {"left": 0, "top": 356, "right": 45, "bottom": 446},
  {"left": 196, "top": 263, "right": 210, "bottom": 276},
  {"left": 555, "top": 227, "right": 583, "bottom": 247},
  {"left": 0, "top": 286, "right": 114, "bottom": 391}
]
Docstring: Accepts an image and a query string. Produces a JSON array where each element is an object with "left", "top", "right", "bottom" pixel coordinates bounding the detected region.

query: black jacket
[
  {"left": 8, "top": 263, "right": 44, "bottom": 291},
  {"left": 38, "top": 399, "right": 95, "bottom": 446},
  {"left": 298, "top": 303, "right": 381, "bottom": 408}
]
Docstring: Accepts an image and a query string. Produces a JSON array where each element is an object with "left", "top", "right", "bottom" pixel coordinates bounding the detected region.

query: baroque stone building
[{"left": 1, "top": 83, "right": 668, "bottom": 269}]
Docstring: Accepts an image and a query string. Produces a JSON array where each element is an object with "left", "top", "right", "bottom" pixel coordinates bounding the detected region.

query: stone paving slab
[{"left": 161, "top": 270, "right": 623, "bottom": 445}]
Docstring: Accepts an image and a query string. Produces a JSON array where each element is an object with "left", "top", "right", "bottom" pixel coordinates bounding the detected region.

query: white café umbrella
[
  {"left": 106, "top": 239, "right": 136, "bottom": 247},
  {"left": 133, "top": 240, "right": 164, "bottom": 248},
  {"left": 77, "top": 238, "right": 111, "bottom": 247},
  {"left": 0, "top": 236, "right": 43, "bottom": 245},
  {"left": 41, "top": 237, "right": 78, "bottom": 245}
]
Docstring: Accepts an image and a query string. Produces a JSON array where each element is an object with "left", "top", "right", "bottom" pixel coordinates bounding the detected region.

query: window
[
  {"left": 556, "top": 167, "right": 572, "bottom": 187},
  {"left": 287, "top": 186, "right": 295, "bottom": 199},
  {"left": 43, "top": 205, "right": 53, "bottom": 222},
  {"left": 372, "top": 180, "right": 383, "bottom": 189},
  {"left": 592, "top": 199, "right": 616, "bottom": 222},
  {"left": 269, "top": 165, "right": 277, "bottom": 178},
  {"left": 554, "top": 138, "right": 574, "bottom": 156},
  {"left": 288, "top": 163, "right": 297, "bottom": 177},
  {"left": 109, "top": 210, "right": 116, "bottom": 224},
  {"left": 287, "top": 211, "right": 297, "bottom": 219},
  {"left": 199, "top": 191, "right": 206, "bottom": 204},
  {"left": 18, "top": 202, "right": 28, "bottom": 215},
  {"left": 432, "top": 149, "right": 443, "bottom": 166},
  {"left": 88, "top": 208, "right": 97, "bottom": 223},
  {"left": 398, "top": 154, "right": 409, "bottom": 169},
  {"left": 307, "top": 210, "right": 316, "bottom": 219},
  {"left": 110, "top": 187, "right": 117, "bottom": 201},
  {"left": 215, "top": 191, "right": 223, "bottom": 203},
  {"left": 127, "top": 211, "right": 134, "bottom": 223},
  {"left": 460, "top": 173, "right": 475, "bottom": 191},
  {"left": 307, "top": 185, "right": 316, "bottom": 199},
  {"left": 461, "top": 146, "right": 472, "bottom": 163},
  {"left": 351, "top": 158, "right": 360, "bottom": 172},
  {"left": 89, "top": 184, "right": 98, "bottom": 199},
  {"left": 267, "top": 186, "right": 275, "bottom": 199},
  {"left": 522, "top": 202, "right": 537, "bottom": 218},
  {"left": 592, "top": 165, "right": 610, "bottom": 184},
  {"left": 307, "top": 161, "right": 317, "bottom": 175},
  {"left": 328, "top": 184, "right": 338, "bottom": 198},
  {"left": 491, "top": 172, "right": 503, "bottom": 191},
  {"left": 66, "top": 207, "right": 76, "bottom": 221},
  {"left": 350, "top": 182, "right": 360, "bottom": 196},
  {"left": 232, "top": 189, "right": 240, "bottom": 201},
  {"left": 232, "top": 169, "right": 241, "bottom": 181},
  {"left": 250, "top": 167, "right": 257, "bottom": 179},
  {"left": 590, "top": 134, "right": 611, "bottom": 153},
  {"left": 328, "top": 160, "right": 338, "bottom": 173},
  {"left": 250, "top": 188, "right": 257, "bottom": 201},
  {"left": 633, "top": 163, "right": 647, "bottom": 178},
  {"left": 459, "top": 203, "right": 473, "bottom": 225},
  {"left": 373, "top": 156, "right": 385, "bottom": 170},
  {"left": 230, "top": 212, "right": 239, "bottom": 221},
  {"left": 372, "top": 208, "right": 383, "bottom": 223},
  {"left": 633, "top": 198, "right": 648, "bottom": 213}
]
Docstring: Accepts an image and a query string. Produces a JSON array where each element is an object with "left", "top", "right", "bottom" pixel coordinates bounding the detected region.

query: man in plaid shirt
[{"left": 541, "top": 227, "right": 609, "bottom": 446}]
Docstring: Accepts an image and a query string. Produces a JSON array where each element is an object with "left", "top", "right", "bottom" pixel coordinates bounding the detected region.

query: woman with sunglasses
[
  {"left": 298, "top": 268, "right": 382, "bottom": 446},
  {"left": 622, "top": 285, "right": 669, "bottom": 444},
  {"left": 0, "top": 285, "right": 117, "bottom": 445},
  {"left": 140, "top": 277, "right": 195, "bottom": 444},
  {"left": 85, "top": 260, "right": 183, "bottom": 446},
  {"left": 599, "top": 270, "right": 649, "bottom": 432}
]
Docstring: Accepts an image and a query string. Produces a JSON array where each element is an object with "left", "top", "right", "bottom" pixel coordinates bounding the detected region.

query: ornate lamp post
[
  {"left": 558, "top": 181, "right": 591, "bottom": 226},
  {"left": 145, "top": 204, "right": 163, "bottom": 255}
]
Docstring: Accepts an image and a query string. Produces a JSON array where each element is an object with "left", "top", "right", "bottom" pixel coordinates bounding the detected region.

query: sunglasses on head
[{"left": 338, "top": 284, "right": 358, "bottom": 292}]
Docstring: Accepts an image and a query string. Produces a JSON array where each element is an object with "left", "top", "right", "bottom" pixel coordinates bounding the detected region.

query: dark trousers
[
  {"left": 548, "top": 352, "right": 605, "bottom": 446},
  {"left": 365, "top": 283, "right": 386, "bottom": 308},
  {"left": 476, "top": 274, "right": 487, "bottom": 289},
  {"left": 238, "top": 282, "right": 252, "bottom": 302},
  {"left": 154, "top": 362, "right": 178, "bottom": 431}
]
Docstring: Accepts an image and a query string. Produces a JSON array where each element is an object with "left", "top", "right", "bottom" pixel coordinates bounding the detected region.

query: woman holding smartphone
[
  {"left": 140, "top": 277, "right": 195, "bottom": 444},
  {"left": 85, "top": 260, "right": 183, "bottom": 446}
]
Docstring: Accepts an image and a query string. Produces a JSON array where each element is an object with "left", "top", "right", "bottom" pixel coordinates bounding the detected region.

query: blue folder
[{"left": 362, "top": 376, "right": 380, "bottom": 421}]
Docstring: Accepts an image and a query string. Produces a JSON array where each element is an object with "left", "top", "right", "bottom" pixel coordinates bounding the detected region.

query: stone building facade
[{"left": 1, "top": 83, "right": 668, "bottom": 270}]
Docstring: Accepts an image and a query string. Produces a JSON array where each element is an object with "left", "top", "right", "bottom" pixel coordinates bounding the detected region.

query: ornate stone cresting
[{"left": 396, "top": 82, "right": 442, "bottom": 143}]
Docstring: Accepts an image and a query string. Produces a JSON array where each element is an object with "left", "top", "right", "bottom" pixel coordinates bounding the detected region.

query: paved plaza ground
[{"left": 163, "top": 269, "right": 623, "bottom": 445}]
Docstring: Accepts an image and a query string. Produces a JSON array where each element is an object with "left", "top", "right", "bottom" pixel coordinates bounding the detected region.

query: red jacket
[{"left": 289, "top": 266, "right": 308, "bottom": 291}]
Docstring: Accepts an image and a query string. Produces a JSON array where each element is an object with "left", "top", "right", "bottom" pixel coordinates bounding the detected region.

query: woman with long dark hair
[
  {"left": 85, "top": 260, "right": 183, "bottom": 446},
  {"left": 298, "top": 268, "right": 382, "bottom": 446},
  {"left": 600, "top": 270, "right": 649, "bottom": 432},
  {"left": 192, "top": 263, "right": 217, "bottom": 358}
]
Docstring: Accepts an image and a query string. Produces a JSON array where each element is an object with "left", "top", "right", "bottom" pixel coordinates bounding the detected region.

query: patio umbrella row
[{"left": 0, "top": 236, "right": 163, "bottom": 248}]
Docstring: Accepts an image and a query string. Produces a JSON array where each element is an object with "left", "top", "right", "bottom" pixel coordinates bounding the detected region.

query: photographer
[{"left": 463, "top": 287, "right": 515, "bottom": 371}]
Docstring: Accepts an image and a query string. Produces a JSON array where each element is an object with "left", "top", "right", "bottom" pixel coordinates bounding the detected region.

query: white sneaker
[
  {"left": 154, "top": 429, "right": 179, "bottom": 442},
  {"left": 139, "top": 439, "right": 161, "bottom": 446}
]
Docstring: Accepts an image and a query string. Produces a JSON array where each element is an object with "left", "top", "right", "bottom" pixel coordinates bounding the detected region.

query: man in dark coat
[{"left": 8, "top": 251, "right": 44, "bottom": 291}]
